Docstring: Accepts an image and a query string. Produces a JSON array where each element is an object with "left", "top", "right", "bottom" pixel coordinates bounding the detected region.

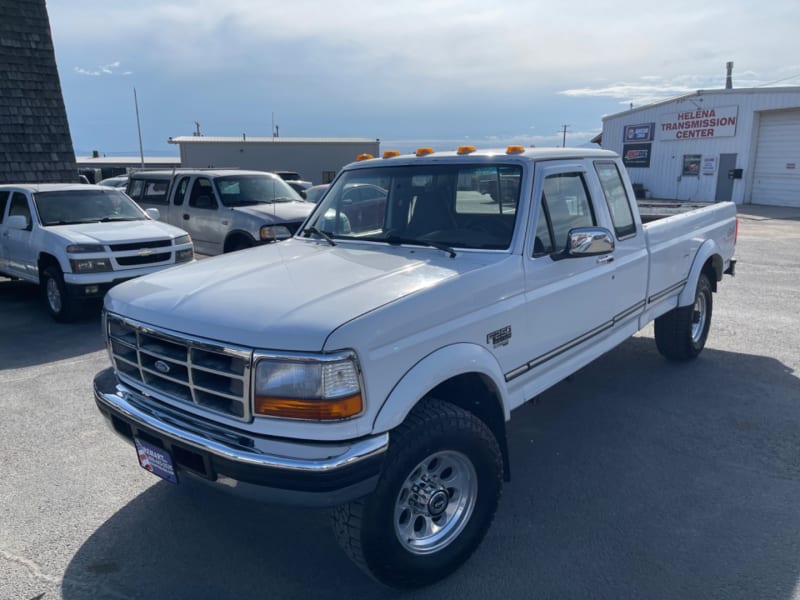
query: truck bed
[{"left": 637, "top": 200, "right": 725, "bottom": 223}]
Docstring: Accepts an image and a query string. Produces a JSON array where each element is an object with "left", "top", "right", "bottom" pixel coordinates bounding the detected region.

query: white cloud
[{"left": 73, "top": 61, "right": 129, "bottom": 77}]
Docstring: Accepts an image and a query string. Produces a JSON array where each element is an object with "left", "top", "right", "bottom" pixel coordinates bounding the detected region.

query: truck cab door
[
  {"left": 520, "top": 163, "right": 622, "bottom": 394},
  {"left": 2, "top": 192, "right": 38, "bottom": 281},
  {"left": 183, "top": 177, "right": 222, "bottom": 255}
]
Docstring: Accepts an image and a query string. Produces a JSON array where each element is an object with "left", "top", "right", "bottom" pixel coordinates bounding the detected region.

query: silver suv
[{"left": 126, "top": 169, "right": 314, "bottom": 255}]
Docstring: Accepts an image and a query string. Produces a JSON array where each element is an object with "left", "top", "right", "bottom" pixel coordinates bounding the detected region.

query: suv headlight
[
  {"left": 173, "top": 234, "right": 192, "bottom": 246},
  {"left": 70, "top": 258, "right": 112, "bottom": 273},
  {"left": 254, "top": 353, "right": 363, "bottom": 420}
]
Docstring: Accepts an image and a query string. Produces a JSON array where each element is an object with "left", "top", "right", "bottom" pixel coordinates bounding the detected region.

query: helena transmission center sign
[{"left": 660, "top": 105, "right": 738, "bottom": 140}]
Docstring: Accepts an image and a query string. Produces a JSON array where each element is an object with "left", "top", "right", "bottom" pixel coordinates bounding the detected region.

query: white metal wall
[
  {"left": 602, "top": 88, "right": 800, "bottom": 206},
  {"left": 751, "top": 109, "right": 800, "bottom": 207}
]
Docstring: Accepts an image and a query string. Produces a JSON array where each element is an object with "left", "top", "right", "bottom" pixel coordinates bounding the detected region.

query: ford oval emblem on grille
[{"left": 154, "top": 360, "right": 171, "bottom": 374}]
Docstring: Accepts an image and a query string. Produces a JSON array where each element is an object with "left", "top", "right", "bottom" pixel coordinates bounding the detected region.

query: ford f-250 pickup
[{"left": 93, "top": 147, "right": 736, "bottom": 588}]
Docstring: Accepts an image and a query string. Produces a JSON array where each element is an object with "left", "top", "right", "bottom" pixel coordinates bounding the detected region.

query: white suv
[{"left": 0, "top": 183, "right": 194, "bottom": 321}]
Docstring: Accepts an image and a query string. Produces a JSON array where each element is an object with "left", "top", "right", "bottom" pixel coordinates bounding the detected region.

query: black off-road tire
[
  {"left": 655, "top": 272, "right": 713, "bottom": 361},
  {"left": 331, "top": 399, "right": 503, "bottom": 589}
]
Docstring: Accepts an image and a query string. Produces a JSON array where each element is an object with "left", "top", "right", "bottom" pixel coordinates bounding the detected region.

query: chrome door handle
[{"left": 597, "top": 255, "right": 615, "bottom": 265}]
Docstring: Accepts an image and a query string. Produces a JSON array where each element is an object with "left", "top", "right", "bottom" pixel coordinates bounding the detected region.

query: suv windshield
[
  {"left": 305, "top": 163, "right": 521, "bottom": 250},
  {"left": 34, "top": 189, "right": 146, "bottom": 225},
  {"left": 214, "top": 175, "right": 303, "bottom": 207}
]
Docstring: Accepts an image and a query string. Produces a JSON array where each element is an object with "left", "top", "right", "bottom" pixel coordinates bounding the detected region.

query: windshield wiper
[
  {"left": 302, "top": 226, "right": 336, "bottom": 246},
  {"left": 384, "top": 235, "right": 456, "bottom": 258},
  {"left": 97, "top": 216, "right": 139, "bottom": 222}
]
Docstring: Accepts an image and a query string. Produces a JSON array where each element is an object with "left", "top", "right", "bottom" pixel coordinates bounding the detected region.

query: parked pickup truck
[
  {"left": 0, "top": 183, "right": 194, "bottom": 321},
  {"left": 93, "top": 147, "right": 736, "bottom": 588},
  {"left": 126, "top": 169, "right": 314, "bottom": 255}
]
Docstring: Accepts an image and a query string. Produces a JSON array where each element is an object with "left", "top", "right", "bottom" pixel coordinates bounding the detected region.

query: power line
[{"left": 756, "top": 73, "right": 800, "bottom": 87}]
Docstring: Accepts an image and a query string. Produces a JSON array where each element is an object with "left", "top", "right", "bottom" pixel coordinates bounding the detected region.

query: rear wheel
[
  {"left": 655, "top": 272, "right": 713, "bottom": 361},
  {"left": 331, "top": 400, "right": 503, "bottom": 589},
  {"left": 42, "top": 265, "right": 80, "bottom": 322}
]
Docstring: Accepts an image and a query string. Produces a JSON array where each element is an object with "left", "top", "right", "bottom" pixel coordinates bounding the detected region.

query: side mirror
[
  {"left": 565, "top": 227, "right": 615, "bottom": 257},
  {"left": 145, "top": 208, "right": 161, "bottom": 220},
  {"left": 6, "top": 215, "right": 30, "bottom": 230}
]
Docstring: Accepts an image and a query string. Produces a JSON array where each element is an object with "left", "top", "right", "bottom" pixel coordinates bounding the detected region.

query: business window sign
[
  {"left": 660, "top": 105, "right": 738, "bottom": 140},
  {"left": 622, "top": 143, "right": 651, "bottom": 168},
  {"left": 623, "top": 123, "right": 655, "bottom": 142}
]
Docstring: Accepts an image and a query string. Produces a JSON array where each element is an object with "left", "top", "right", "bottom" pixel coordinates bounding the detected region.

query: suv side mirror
[
  {"left": 6, "top": 215, "right": 30, "bottom": 230},
  {"left": 145, "top": 208, "right": 161, "bottom": 220}
]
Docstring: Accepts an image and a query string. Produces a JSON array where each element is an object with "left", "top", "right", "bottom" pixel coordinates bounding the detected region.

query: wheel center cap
[{"left": 428, "top": 490, "right": 449, "bottom": 516}]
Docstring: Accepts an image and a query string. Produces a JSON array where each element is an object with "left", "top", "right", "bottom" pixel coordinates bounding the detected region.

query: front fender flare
[
  {"left": 372, "top": 342, "right": 510, "bottom": 433},
  {"left": 678, "top": 239, "right": 723, "bottom": 306}
]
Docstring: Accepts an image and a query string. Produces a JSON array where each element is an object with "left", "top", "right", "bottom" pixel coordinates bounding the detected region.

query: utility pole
[
  {"left": 560, "top": 124, "right": 570, "bottom": 148},
  {"left": 133, "top": 88, "right": 144, "bottom": 168}
]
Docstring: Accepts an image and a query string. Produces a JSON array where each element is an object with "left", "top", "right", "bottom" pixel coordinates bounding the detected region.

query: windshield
[
  {"left": 34, "top": 189, "right": 146, "bottom": 225},
  {"left": 304, "top": 163, "right": 522, "bottom": 250},
  {"left": 214, "top": 175, "right": 303, "bottom": 207}
]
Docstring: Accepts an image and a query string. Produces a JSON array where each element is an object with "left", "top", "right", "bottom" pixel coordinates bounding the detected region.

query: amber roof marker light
[{"left": 415, "top": 147, "right": 434, "bottom": 157}]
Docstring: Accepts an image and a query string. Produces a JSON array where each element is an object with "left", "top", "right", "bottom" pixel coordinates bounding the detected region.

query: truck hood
[
  {"left": 105, "top": 239, "right": 483, "bottom": 351},
  {"left": 233, "top": 201, "right": 313, "bottom": 222},
  {"left": 49, "top": 220, "right": 182, "bottom": 244}
]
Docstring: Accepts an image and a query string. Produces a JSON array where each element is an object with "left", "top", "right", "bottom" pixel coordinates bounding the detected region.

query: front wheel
[
  {"left": 42, "top": 265, "right": 80, "bottom": 322},
  {"left": 654, "top": 272, "right": 713, "bottom": 361},
  {"left": 331, "top": 400, "right": 503, "bottom": 589}
]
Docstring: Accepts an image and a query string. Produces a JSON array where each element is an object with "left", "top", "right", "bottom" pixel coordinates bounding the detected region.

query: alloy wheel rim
[
  {"left": 691, "top": 292, "right": 707, "bottom": 343},
  {"left": 46, "top": 277, "right": 62, "bottom": 313},
  {"left": 393, "top": 450, "right": 477, "bottom": 555}
]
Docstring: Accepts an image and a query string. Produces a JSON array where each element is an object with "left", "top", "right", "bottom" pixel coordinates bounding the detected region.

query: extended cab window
[
  {"left": 595, "top": 162, "right": 636, "bottom": 238},
  {"left": 0, "top": 190, "right": 9, "bottom": 223},
  {"left": 535, "top": 172, "right": 595, "bottom": 256},
  {"left": 143, "top": 180, "right": 169, "bottom": 205},
  {"left": 173, "top": 176, "right": 190, "bottom": 206}
]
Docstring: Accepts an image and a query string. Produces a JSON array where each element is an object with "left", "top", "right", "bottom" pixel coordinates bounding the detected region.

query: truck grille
[
  {"left": 106, "top": 314, "right": 253, "bottom": 421},
  {"left": 116, "top": 252, "right": 171, "bottom": 266},
  {"left": 109, "top": 238, "right": 174, "bottom": 270}
]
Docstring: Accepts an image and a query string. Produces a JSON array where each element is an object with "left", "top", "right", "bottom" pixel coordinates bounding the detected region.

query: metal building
[
  {"left": 601, "top": 87, "right": 800, "bottom": 207},
  {"left": 168, "top": 136, "right": 381, "bottom": 185}
]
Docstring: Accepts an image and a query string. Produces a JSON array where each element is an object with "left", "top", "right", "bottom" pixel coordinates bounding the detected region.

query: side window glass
[
  {"left": 595, "top": 162, "right": 636, "bottom": 238},
  {"left": 0, "top": 191, "right": 10, "bottom": 223},
  {"left": 143, "top": 180, "right": 169, "bottom": 205},
  {"left": 127, "top": 179, "right": 144, "bottom": 201},
  {"left": 173, "top": 176, "right": 190, "bottom": 206},
  {"left": 533, "top": 200, "right": 554, "bottom": 257},
  {"left": 188, "top": 178, "right": 217, "bottom": 210},
  {"left": 541, "top": 172, "right": 595, "bottom": 254},
  {"left": 9, "top": 192, "right": 32, "bottom": 229}
]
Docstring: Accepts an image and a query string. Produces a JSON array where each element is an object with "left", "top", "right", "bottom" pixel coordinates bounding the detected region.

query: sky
[{"left": 45, "top": 0, "right": 800, "bottom": 158}]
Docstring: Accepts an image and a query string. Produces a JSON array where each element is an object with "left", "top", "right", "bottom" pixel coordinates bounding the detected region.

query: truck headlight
[
  {"left": 173, "top": 234, "right": 192, "bottom": 246},
  {"left": 260, "top": 225, "right": 291, "bottom": 241},
  {"left": 70, "top": 258, "right": 112, "bottom": 273},
  {"left": 254, "top": 354, "right": 363, "bottom": 420}
]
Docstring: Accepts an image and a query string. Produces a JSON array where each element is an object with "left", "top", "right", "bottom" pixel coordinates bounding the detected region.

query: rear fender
[{"left": 678, "top": 239, "right": 722, "bottom": 306}]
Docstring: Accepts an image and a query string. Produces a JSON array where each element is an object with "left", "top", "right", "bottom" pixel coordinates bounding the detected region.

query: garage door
[{"left": 751, "top": 109, "right": 800, "bottom": 207}]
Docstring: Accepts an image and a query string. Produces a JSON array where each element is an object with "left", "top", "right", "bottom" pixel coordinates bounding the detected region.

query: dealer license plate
[{"left": 134, "top": 437, "right": 178, "bottom": 484}]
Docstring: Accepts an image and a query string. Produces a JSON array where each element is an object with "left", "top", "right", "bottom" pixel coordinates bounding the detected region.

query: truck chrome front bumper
[{"left": 93, "top": 367, "right": 387, "bottom": 507}]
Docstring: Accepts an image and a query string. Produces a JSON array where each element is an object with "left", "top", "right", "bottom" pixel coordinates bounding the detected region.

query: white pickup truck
[
  {"left": 0, "top": 184, "right": 194, "bottom": 321},
  {"left": 93, "top": 147, "right": 736, "bottom": 588}
]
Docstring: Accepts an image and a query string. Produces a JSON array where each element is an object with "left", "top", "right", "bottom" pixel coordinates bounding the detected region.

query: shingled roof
[{"left": 0, "top": 0, "right": 78, "bottom": 184}]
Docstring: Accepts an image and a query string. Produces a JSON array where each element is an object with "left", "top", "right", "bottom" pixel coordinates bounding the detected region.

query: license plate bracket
[{"left": 134, "top": 437, "right": 178, "bottom": 484}]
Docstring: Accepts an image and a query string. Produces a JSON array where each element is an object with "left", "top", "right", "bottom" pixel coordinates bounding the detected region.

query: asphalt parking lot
[{"left": 2, "top": 204, "right": 800, "bottom": 600}]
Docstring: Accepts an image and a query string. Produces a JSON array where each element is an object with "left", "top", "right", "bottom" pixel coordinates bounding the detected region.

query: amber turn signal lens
[{"left": 254, "top": 394, "right": 363, "bottom": 420}]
